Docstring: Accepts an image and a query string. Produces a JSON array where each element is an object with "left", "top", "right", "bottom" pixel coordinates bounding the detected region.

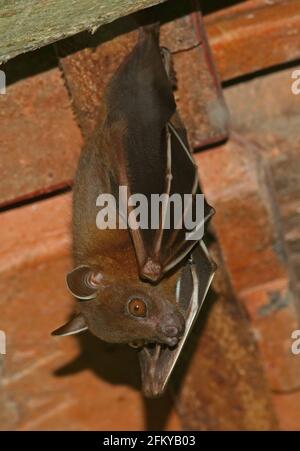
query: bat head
[{"left": 52, "top": 265, "right": 185, "bottom": 347}]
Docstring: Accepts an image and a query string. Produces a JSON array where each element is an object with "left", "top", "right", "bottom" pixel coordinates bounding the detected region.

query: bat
[{"left": 52, "top": 25, "right": 216, "bottom": 397}]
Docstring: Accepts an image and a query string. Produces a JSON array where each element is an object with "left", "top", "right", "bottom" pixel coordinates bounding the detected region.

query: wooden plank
[
  {"left": 0, "top": 0, "right": 165, "bottom": 63},
  {"left": 1, "top": 0, "right": 300, "bottom": 80},
  {"left": 206, "top": 0, "right": 300, "bottom": 81}
]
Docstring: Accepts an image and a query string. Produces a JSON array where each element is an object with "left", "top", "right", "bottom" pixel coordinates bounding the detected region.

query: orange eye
[{"left": 128, "top": 298, "right": 147, "bottom": 318}]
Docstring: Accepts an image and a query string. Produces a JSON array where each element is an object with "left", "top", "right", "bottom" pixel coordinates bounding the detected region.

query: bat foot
[{"left": 140, "top": 258, "right": 162, "bottom": 283}]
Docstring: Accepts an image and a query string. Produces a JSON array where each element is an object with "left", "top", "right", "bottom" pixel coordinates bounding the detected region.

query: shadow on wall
[{"left": 53, "top": 331, "right": 176, "bottom": 430}]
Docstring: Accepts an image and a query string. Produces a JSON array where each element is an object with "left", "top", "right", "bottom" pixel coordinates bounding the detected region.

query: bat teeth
[{"left": 165, "top": 336, "right": 179, "bottom": 347}]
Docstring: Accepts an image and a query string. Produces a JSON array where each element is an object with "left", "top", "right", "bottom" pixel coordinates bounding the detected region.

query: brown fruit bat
[{"left": 52, "top": 25, "right": 216, "bottom": 397}]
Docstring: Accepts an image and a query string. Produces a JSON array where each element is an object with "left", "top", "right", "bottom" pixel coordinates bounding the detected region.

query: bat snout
[
  {"left": 157, "top": 312, "right": 185, "bottom": 345},
  {"left": 163, "top": 325, "right": 180, "bottom": 338}
]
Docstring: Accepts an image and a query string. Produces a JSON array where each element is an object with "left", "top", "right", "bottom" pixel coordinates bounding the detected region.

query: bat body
[{"left": 53, "top": 26, "right": 215, "bottom": 396}]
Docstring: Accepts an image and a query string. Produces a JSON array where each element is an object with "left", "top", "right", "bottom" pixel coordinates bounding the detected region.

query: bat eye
[{"left": 128, "top": 298, "right": 147, "bottom": 318}]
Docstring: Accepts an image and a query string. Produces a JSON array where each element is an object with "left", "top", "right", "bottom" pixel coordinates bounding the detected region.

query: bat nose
[
  {"left": 163, "top": 325, "right": 180, "bottom": 338},
  {"left": 158, "top": 312, "right": 185, "bottom": 344}
]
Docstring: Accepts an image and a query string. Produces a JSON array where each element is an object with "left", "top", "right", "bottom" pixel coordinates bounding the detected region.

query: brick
[
  {"left": 240, "top": 281, "right": 299, "bottom": 390},
  {"left": 2, "top": 0, "right": 300, "bottom": 430},
  {"left": 0, "top": 48, "right": 82, "bottom": 208},
  {"left": 273, "top": 391, "right": 300, "bottom": 431},
  {"left": 0, "top": 193, "right": 72, "bottom": 275},
  {"left": 196, "top": 137, "right": 287, "bottom": 292},
  {"left": 174, "top": 245, "right": 277, "bottom": 431},
  {"left": 224, "top": 66, "right": 300, "bottom": 302},
  {"left": 205, "top": 0, "right": 300, "bottom": 81},
  {"left": 162, "top": 10, "right": 229, "bottom": 148},
  {"left": 196, "top": 136, "right": 300, "bottom": 391}
]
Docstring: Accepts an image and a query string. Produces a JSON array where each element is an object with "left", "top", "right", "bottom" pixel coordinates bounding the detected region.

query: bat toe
[{"left": 140, "top": 258, "right": 162, "bottom": 282}]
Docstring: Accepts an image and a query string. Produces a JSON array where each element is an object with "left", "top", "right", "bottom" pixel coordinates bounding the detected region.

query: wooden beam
[
  {"left": 1, "top": 0, "right": 300, "bottom": 80},
  {"left": 0, "top": 0, "right": 165, "bottom": 63}
]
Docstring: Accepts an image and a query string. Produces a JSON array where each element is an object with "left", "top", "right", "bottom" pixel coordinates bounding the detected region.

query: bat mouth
[{"left": 163, "top": 336, "right": 180, "bottom": 346}]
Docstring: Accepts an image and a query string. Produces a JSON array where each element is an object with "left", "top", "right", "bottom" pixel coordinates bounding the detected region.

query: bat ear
[
  {"left": 66, "top": 265, "right": 103, "bottom": 300},
  {"left": 51, "top": 314, "right": 88, "bottom": 336}
]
